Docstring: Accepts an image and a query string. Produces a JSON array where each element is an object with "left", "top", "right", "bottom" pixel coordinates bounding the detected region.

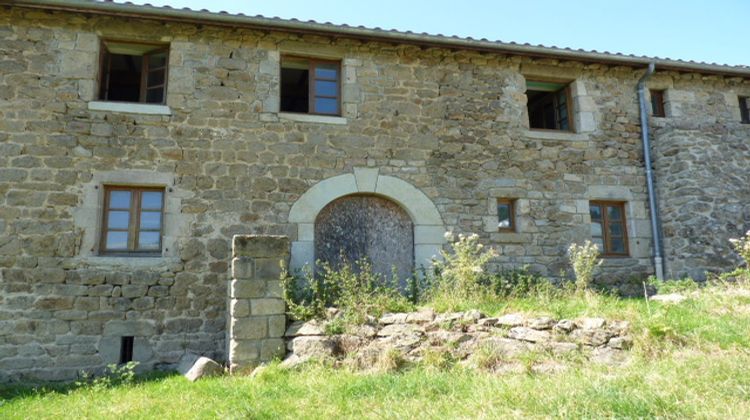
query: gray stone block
[{"left": 232, "top": 235, "right": 289, "bottom": 258}]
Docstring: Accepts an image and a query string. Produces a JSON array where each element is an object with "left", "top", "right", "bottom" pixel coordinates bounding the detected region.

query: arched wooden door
[{"left": 314, "top": 195, "right": 414, "bottom": 284}]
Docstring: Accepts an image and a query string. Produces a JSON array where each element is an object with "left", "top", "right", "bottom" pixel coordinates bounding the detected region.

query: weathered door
[{"left": 314, "top": 195, "right": 414, "bottom": 284}]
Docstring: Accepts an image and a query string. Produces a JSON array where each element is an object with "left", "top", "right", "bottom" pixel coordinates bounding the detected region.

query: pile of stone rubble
[{"left": 283, "top": 309, "right": 633, "bottom": 373}]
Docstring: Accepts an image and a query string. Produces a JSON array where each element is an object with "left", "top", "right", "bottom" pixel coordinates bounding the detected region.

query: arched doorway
[
  {"left": 315, "top": 195, "right": 414, "bottom": 282},
  {"left": 288, "top": 167, "right": 446, "bottom": 275}
]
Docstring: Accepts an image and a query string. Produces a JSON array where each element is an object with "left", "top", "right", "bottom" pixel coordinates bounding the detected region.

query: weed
[
  {"left": 74, "top": 362, "right": 139, "bottom": 391},
  {"left": 281, "top": 257, "right": 414, "bottom": 324},
  {"left": 567, "top": 240, "right": 601, "bottom": 293}
]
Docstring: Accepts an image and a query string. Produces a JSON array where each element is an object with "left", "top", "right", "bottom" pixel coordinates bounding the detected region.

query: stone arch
[{"left": 288, "top": 168, "right": 446, "bottom": 271}]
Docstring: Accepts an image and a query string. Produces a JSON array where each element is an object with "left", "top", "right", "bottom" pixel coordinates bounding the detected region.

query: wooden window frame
[
  {"left": 740, "top": 96, "right": 750, "bottom": 124},
  {"left": 100, "top": 186, "right": 165, "bottom": 256},
  {"left": 525, "top": 78, "right": 575, "bottom": 132},
  {"left": 497, "top": 198, "right": 516, "bottom": 232},
  {"left": 98, "top": 39, "right": 170, "bottom": 105},
  {"left": 589, "top": 201, "right": 630, "bottom": 257},
  {"left": 650, "top": 89, "right": 666, "bottom": 117},
  {"left": 281, "top": 55, "right": 342, "bottom": 116}
]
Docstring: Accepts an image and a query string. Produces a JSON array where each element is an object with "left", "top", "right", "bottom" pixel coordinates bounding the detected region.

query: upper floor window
[
  {"left": 100, "top": 186, "right": 164, "bottom": 255},
  {"left": 526, "top": 80, "right": 573, "bottom": 131},
  {"left": 740, "top": 96, "right": 750, "bottom": 124},
  {"left": 497, "top": 198, "right": 516, "bottom": 232},
  {"left": 650, "top": 89, "right": 666, "bottom": 117},
  {"left": 280, "top": 56, "right": 341, "bottom": 116},
  {"left": 589, "top": 201, "right": 629, "bottom": 257},
  {"left": 98, "top": 40, "right": 169, "bottom": 104}
]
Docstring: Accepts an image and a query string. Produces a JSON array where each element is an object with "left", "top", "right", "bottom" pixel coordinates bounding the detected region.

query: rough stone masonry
[{"left": 0, "top": 2, "right": 748, "bottom": 382}]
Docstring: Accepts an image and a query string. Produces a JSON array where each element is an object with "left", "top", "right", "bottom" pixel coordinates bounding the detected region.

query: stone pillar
[{"left": 228, "top": 235, "right": 289, "bottom": 373}]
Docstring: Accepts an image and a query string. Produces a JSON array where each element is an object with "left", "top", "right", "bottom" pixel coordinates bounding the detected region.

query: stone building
[{"left": 0, "top": 0, "right": 748, "bottom": 381}]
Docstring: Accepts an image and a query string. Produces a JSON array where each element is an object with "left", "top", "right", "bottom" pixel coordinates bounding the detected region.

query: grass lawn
[{"left": 2, "top": 284, "right": 750, "bottom": 419}]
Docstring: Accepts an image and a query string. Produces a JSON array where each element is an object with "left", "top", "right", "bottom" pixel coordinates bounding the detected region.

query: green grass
[{"left": 3, "top": 284, "right": 750, "bottom": 419}]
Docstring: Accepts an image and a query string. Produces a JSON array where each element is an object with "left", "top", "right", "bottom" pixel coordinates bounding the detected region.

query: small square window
[
  {"left": 98, "top": 40, "right": 169, "bottom": 104},
  {"left": 739, "top": 96, "right": 750, "bottom": 124},
  {"left": 497, "top": 199, "right": 516, "bottom": 232},
  {"left": 526, "top": 80, "right": 573, "bottom": 131},
  {"left": 101, "top": 186, "right": 165, "bottom": 255},
  {"left": 650, "top": 89, "right": 666, "bottom": 117},
  {"left": 589, "top": 201, "right": 629, "bottom": 257},
  {"left": 280, "top": 56, "right": 341, "bottom": 115}
]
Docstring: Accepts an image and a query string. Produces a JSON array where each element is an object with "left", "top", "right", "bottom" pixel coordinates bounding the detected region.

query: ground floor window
[
  {"left": 589, "top": 201, "right": 629, "bottom": 256},
  {"left": 497, "top": 198, "right": 516, "bottom": 231},
  {"left": 100, "top": 186, "right": 165, "bottom": 255}
]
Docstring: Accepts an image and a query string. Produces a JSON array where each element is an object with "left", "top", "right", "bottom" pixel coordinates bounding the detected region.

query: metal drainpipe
[{"left": 637, "top": 62, "right": 665, "bottom": 280}]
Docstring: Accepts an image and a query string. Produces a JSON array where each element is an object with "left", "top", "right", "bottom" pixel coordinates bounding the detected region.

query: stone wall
[
  {"left": 654, "top": 126, "right": 750, "bottom": 280},
  {"left": 284, "top": 310, "right": 633, "bottom": 372},
  {"left": 228, "top": 235, "right": 289, "bottom": 373},
  {"left": 0, "top": 6, "right": 748, "bottom": 381}
]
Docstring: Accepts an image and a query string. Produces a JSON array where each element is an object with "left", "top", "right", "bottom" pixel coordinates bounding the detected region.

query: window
[
  {"left": 740, "top": 96, "right": 750, "bottom": 124},
  {"left": 100, "top": 186, "right": 165, "bottom": 255},
  {"left": 650, "top": 89, "right": 666, "bottom": 117},
  {"left": 526, "top": 80, "right": 573, "bottom": 131},
  {"left": 280, "top": 56, "right": 340, "bottom": 115},
  {"left": 589, "top": 201, "right": 629, "bottom": 256},
  {"left": 98, "top": 40, "right": 169, "bottom": 104},
  {"left": 497, "top": 199, "right": 516, "bottom": 232}
]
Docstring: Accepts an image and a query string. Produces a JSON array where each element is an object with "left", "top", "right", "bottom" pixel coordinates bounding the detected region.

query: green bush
[
  {"left": 428, "top": 232, "right": 497, "bottom": 302},
  {"left": 281, "top": 258, "right": 414, "bottom": 324},
  {"left": 567, "top": 240, "right": 601, "bottom": 293}
]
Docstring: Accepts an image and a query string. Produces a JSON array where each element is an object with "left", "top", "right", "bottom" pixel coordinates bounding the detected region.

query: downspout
[{"left": 637, "top": 62, "right": 665, "bottom": 280}]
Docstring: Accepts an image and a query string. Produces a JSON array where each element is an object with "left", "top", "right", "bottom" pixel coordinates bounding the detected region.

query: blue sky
[{"left": 132, "top": 0, "right": 747, "bottom": 66}]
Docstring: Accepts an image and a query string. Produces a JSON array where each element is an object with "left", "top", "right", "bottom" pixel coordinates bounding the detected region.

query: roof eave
[{"left": 9, "top": 0, "right": 750, "bottom": 79}]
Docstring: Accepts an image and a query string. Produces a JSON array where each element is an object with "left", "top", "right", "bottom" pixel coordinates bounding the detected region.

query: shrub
[
  {"left": 729, "top": 230, "right": 750, "bottom": 268},
  {"left": 429, "top": 232, "right": 498, "bottom": 301},
  {"left": 567, "top": 240, "right": 601, "bottom": 293},
  {"left": 281, "top": 257, "right": 414, "bottom": 324}
]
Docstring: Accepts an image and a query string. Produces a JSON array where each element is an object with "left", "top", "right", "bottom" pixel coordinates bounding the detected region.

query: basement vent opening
[{"left": 120, "top": 336, "right": 134, "bottom": 364}]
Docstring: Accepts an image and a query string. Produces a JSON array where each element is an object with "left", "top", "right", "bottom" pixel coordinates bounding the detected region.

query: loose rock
[
  {"left": 528, "top": 317, "right": 555, "bottom": 330},
  {"left": 378, "top": 323, "right": 424, "bottom": 337},
  {"left": 578, "top": 317, "right": 606, "bottom": 330},
  {"left": 507, "top": 327, "right": 551, "bottom": 343},
  {"left": 177, "top": 353, "right": 223, "bottom": 382},
  {"left": 496, "top": 313, "right": 526, "bottom": 327}
]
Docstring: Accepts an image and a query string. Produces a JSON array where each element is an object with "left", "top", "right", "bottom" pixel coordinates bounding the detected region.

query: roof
[{"left": 9, "top": 0, "right": 750, "bottom": 78}]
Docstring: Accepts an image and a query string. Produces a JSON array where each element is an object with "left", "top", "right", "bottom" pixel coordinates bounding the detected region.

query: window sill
[
  {"left": 524, "top": 130, "right": 589, "bottom": 141},
  {"left": 490, "top": 232, "right": 529, "bottom": 243},
  {"left": 278, "top": 112, "right": 347, "bottom": 125},
  {"left": 88, "top": 101, "right": 172, "bottom": 115},
  {"left": 75, "top": 255, "right": 177, "bottom": 268}
]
